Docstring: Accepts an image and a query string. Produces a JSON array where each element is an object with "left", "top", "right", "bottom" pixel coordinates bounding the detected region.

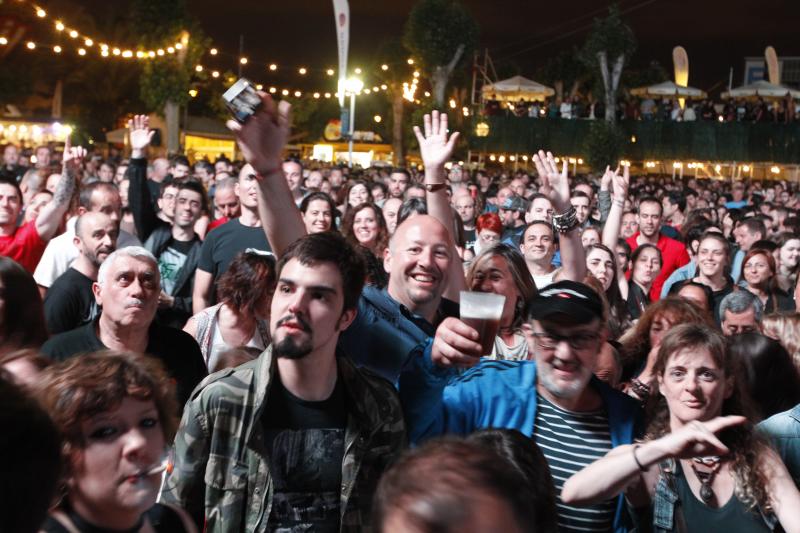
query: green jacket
[{"left": 161, "top": 347, "right": 407, "bottom": 532}]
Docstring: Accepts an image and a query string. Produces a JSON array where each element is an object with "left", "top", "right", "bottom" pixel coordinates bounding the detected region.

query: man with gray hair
[
  {"left": 719, "top": 290, "right": 763, "bottom": 336},
  {"left": 41, "top": 246, "right": 207, "bottom": 409}
]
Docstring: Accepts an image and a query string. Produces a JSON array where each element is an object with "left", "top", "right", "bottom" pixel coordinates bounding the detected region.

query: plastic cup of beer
[{"left": 460, "top": 291, "right": 506, "bottom": 355}]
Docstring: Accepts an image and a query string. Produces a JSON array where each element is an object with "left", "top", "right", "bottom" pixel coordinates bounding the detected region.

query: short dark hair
[
  {"left": 194, "top": 160, "right": 214, "bottom": 174},
  {"left": 738, "top": 217, "right": 767, "bottom": 239},
  {"left": 390, "top": 167, "right": 411, "bottom": 180},
  {"left": 176, "top": 179, "right": 209, "bottom": 213},
  {"left": 0, "top": 178, "right": 23, "bottom": 203},
  {"left": 638, "top": 196, "right": 663, "bottom": 215},
  {"left": 373, "top": 437, "right": 541, "bottom": 533},
  {"left": 0, "top": 258, "right": 47, "bottom": 349},
  {"left": 170, "top": 155, "right": 190, "bottom": 168},
  {"left": 277, "top": 232, "right": 366, "bottom": 311},
  {"left": 666, "top": 191, "right": 686, "bottom": 212},
  {"left": 283, "top": 156, "right": 303, "bottom": 171}
]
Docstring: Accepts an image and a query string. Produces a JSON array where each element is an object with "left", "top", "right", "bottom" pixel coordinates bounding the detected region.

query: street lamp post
[{"left": 344, "top": 77, "right": 363, "bottom": 168}]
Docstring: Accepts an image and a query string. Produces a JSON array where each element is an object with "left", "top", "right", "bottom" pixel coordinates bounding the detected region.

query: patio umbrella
[
  {"left": 722, "top": 80, "right": 800, "bottom": 101},
  {"left": 481, "top": 75, "right": 555, "bottom": 103},
  {"left": 630, "top": 80, "right": 707, "bottom": 99}
]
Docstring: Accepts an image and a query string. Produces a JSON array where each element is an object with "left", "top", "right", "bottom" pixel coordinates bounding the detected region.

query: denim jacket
[
  {"left": 651, "top": 459, "right": 777, "bottom": 532},
  {"left": 758, "top": 403, "right": 800, "bottom": 486}
]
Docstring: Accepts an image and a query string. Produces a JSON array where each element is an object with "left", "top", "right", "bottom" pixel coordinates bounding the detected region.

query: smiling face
[
  {"left": 520, "top": 224, "right": 554, "bottom": 264},
  {"left": 385, "top": 215, "right": 452, "bottom": 315},
  {"left": 697, "top": 237, "right": 727, "bottom": 279},
  {"left": 69, "top": 397, "right": 164, "bottom": 528},
  {"left": 779, "top": 239, "right": 800, "bottom": 270},
  {"left": 586, "top": 247, "right": 615, "bottom": 292},
  {"left": 743, "top": 252, "right": 773, "bottom": 288},
  {"left": 173, "top": 188, "right": 203, "bottom": 230},
  {"left": 470, "top": 255, "right": 520, "bottom": 328},
  {"left": 658, "top": 347, "right": 732, "bottom": 428},
  {"left": 352, "top": 206, "right": 379, "bottom": 247},
  {"left": 283, "top": 161, "right": 303, "bottom": 193},
  {"left": 303, "top": 199, "right": 333, "bottom": 234},
  {"left": 348, "top": 183, "right": 369, "bottom": 207},
  {"left": 527, "top": 318, "right": 602, "bottom": 402}
]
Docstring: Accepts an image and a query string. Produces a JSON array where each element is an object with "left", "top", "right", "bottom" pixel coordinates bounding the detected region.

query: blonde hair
[{"left": 761, "top": 312, "right": 800, "bottom": 369}]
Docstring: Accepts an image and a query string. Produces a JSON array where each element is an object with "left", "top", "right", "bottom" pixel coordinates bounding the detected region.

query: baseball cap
[
  {"left": 526, "top": 280, "right": 603, "bottom": 324},
  {"left": 500, "top": 196, "right": 526, "bottom": 213}
]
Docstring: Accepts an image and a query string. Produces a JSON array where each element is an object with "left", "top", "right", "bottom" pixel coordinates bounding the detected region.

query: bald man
[{"left": 44, "top": 212, "right": 118, "bottom": 334}]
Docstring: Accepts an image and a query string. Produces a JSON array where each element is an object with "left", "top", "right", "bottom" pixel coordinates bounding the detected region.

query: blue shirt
[
  {"left": 338, "top": 286, "right": 458, "bottom": 382},
  {"left": 759, "top": 404, "right": 800, "bottom": 486},
  {"left": 661, "top": 259, "right": 696, "bottom": 298}
]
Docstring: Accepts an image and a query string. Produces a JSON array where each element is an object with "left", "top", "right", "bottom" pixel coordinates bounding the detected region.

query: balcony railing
[{"left": 468, "top": 116, "right": 800, "bottom": 164}]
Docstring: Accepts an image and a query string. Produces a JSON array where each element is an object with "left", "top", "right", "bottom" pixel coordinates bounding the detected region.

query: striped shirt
[{"left": 534, "top": 393, "right": 615, "bottom": 532}]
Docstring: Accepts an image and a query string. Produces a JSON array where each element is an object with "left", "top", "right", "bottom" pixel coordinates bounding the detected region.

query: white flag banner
[{"left": 332, "top": 0, "right": 350, "bottom": 108}]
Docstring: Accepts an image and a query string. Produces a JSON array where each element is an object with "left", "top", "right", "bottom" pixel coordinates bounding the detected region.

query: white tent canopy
[
  {"left": 630, "top": 80, "right": 707, "bottom": 99},
  {"left": 481, "top": 75, "right": 555, "bottom": 102},
  {"left": 722, "top": 80, "right": 800, "bottom": 100}
]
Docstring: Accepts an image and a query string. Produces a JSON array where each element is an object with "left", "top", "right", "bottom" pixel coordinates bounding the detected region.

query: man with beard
[
  {"left": 162, "top": 232, "right": 405, "bottom": 532},
  {"left": 399, "top": 280, "right": 640, "bottom": 532},
  {"left": 43, "top": 212, "right": 117, "bottom": 334}
]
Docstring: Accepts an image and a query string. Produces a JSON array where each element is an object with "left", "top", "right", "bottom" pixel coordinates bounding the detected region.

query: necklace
[{"left": 690, "top": 456, "right": 723, "bottom": 504}]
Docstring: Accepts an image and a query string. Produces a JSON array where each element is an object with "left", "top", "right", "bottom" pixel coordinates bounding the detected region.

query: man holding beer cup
[{"left": 398, "top": 280, "right": 640, "bottom": 531}]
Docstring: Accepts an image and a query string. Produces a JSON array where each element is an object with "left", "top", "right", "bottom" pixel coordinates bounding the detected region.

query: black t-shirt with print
[{"left": 44, "top": 267, "right": 98, "bottom": 335}]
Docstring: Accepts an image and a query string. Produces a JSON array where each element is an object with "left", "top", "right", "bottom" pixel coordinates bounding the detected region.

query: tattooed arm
[{"left": 36, "top": 140, "right": 85, "bottom": 241}]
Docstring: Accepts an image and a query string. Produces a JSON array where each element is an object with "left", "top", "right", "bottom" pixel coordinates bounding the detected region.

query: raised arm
[
  {"left": 226, "top": 94, "right": 305, "bottom": 257},
  {"left": 35, "top": 138, "right": 82, "bottom": 241},
  {"left": 414, "top": 111, "right": 465, "bottom": 300},
  {"left": 601, "top": 165, "right": 628, "bottom": 250},
  {"left": 534, "top": 150, "right": 586, "bottom": 282},
  {"left": 562, "top": 415, "right": 746, "bottom": 506},
  {"left": 126, "top": 115, "right": 160, "bottom": 241}
]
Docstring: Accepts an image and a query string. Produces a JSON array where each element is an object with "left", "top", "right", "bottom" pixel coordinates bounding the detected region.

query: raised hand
[
  {"left": 227, "top": 93, "right": 291, "bottom": 177},
  {"left": 657, "top": 416, "right": 747, "bottom": 459},
  {"left": 127, "top": 114, "right": 155, "bottom": 156},
  {"left": 61, "top": 136, "right": 87, "bottom": 174},
  {"left": 413, "top": 110, "right": 460, "bottom": 172},
  {"left": 533, "top": 150, "right": 570, "bottom": 212},
  {"left": 611, "top": 164, "right": 630, "bottom": 203}
]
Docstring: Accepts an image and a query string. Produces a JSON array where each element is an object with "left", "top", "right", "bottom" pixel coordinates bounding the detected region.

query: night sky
[
  {"left": 183, "top": 0, "right": 799, "bottom": 93},
  {"left": 15, "top": 0, "right": 800, "bottom": 94}
]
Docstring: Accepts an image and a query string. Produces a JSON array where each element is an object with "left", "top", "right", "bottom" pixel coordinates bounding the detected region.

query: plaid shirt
[{"left": 161, "top": 347, "right": 406, "bottom": 532}]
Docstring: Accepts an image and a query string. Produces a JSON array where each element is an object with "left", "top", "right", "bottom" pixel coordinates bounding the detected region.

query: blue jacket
[
  {"left": 758, "top": 403, "right": 800, "bottom": 486},
  {"left": 399, "top": 341, "right": 642, "bottom": 532}
]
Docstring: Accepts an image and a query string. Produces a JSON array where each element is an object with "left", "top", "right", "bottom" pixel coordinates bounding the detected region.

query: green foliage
[
  {"left": 133, "top": 0, "right": 209, "bottom": 113},
  {"left": 538, "top": 47, "right": 583, "bottom": 90},
  {"left": 584, "top": 120, "right": 625, "bottom": 171},
  {"left": 579, "top": 4, "right": 636, "bottom": 99},
  {"left": 622, "top": 60, "right": 669, "bottom": 91},
  {"left": 402, "top": 0, "right": 478, "bottom": 71}
]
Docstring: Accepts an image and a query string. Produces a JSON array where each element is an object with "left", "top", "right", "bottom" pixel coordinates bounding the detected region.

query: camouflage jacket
[{"left": 161, "top": 347, "right": 407, "bottom": 532}]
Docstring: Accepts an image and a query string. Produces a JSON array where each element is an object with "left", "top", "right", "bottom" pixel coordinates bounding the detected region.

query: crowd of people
[
  {"left": 2, "top": 94, "right": 800, "bottom": 533},
  {"left": 490, "top": 93, "right": 799, "bottom": 124}
]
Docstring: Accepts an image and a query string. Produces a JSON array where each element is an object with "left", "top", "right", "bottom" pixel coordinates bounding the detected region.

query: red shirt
[
  {"left": 207, "top": 217, "right": 230, "bottom": 232},
  {"left": 626, "top": 231, "right": 690, "bottom": 302},
  {"left": 0, "top": 221, "right": 47, "bottom": 273}
]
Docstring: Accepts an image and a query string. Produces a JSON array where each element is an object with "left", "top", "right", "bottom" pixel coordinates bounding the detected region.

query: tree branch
[{"left": 446, "top": 44, "right": 465, "bottom": 76}]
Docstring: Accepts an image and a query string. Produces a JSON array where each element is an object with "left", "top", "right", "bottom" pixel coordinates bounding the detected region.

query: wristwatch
[{"left": 424, "top": 182, "right": 448, "bottom": 193}]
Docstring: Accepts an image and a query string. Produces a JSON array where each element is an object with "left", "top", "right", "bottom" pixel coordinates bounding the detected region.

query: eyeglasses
[{"left": 531, "top": 331, "right": 600, "bottom": 351}]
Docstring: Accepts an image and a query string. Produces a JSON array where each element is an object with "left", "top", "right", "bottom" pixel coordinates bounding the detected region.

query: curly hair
[
  {"left": 341, "top": 202, "right": 389, "bottom": 257},
  {"left": 646, "top": 324, "right": 773, "bottom": 513},
  {"left": 35, "top": 351, "right": 178, "bottom": 480},
  {"left": 619, "top": 297, "right": 714, "bottom": 381},
  {"left": 216, "top": 251, "right": 277, "bottom": 319}
]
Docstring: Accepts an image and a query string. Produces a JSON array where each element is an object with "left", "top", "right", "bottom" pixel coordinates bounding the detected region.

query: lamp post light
[{"left": 344, "top": 77, "right": 363, "bottom": 168}]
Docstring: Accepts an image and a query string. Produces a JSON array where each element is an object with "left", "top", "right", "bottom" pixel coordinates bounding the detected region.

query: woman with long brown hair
[
  {"left": 739, "top": 248, "right": 795, "bottom": 314},
  {"left": 341, "top": 202, "right": 390, "bottom": 258},
  {"left": 563, "top": 323, "right": 800, "bottom": 531}
]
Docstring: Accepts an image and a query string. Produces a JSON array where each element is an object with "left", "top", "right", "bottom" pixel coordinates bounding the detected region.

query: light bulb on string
[{"left": 53, "top": 45, "right": 62, "bottom": 53}]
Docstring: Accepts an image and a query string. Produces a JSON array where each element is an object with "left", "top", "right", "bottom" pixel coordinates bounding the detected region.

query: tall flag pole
[{"left": 332, "top": 0, "right": 350, "bottom": 110}]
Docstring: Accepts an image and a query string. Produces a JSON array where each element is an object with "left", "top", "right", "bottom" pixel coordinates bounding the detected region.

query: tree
[
  {"left": 375, "top": 38, "right": 414, "bottom": 165},
  {"left": 584, "top": 120, "right": 625, "bottom": 171},
  {"left": 579, "top": 5, "right": 636, "bottom": 123},
  {"left": 538, "top": 47, "right": 583, "bottom": 103},
  {"left": 134, "top": 0, "right": 208, "bottom": 153},
  {"left": 403, "top": 0, "right": 478, "bottom": 107}
]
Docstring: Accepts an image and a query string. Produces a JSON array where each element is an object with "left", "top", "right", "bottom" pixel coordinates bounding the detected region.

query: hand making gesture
[
  {"left": 413, "top": 110, "right": 460, "bottom": 172},
  {"left": 533, "top": 150, "right": 570, "bottom": 212},
  {"left": 127, "top": 115, "right": 155, "bottom": 159},
  {"left": 227, "top": 93, "right": 291, "bottom": 177},
  {"left": 61, "top": 136, "right": 87, "bottom": 175}
]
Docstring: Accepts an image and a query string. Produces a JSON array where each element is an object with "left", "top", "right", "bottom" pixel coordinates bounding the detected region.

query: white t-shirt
[{"left": 33, "top": 217, "right": 141, "bottom": 288}]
